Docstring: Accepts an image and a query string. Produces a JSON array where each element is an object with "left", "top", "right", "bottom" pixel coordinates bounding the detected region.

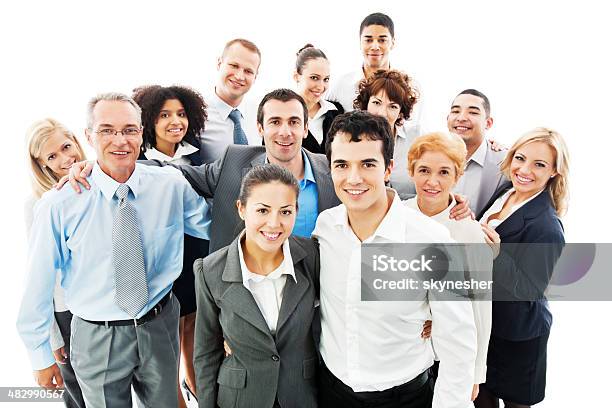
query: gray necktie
[
  {"left": 228, "top": 109, "right": 248, "bottom": 145},
  {"left": 112, "top": 184, "right": 148, "bottom": 317}
]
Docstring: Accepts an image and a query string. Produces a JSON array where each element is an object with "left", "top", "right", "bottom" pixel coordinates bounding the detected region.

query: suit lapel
[
  {"left": 477, "top": 149, "right": 503, "bottom": 215},
  {"left": 220, "top": 238, "right": 274, "bottom": 339},
  {"left": 305, "top": 150, "right": 339, "bottom": 212},
  {"left": 276, "top": 238, "right": 310, "bottom": 333}
]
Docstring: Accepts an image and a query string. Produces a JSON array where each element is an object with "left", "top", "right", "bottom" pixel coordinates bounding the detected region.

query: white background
[{"left": 1, "top": 0, "right": 611, "bottom": 406}]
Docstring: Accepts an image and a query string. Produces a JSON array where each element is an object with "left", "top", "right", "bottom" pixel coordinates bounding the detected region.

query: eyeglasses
[{"left": 94, "top": 127, "right": 142, "bottom": 137}]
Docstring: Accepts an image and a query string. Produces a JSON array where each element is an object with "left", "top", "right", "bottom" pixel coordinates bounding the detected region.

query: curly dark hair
[
  {"left": 132, "top": 85, "right": 207, "bottom": 152},
  {"left": 353, "top": 69, "right": 419, "bottom": 127}
]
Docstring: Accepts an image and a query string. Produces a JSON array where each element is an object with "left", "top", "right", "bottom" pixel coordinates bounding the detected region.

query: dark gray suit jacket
[
  {"left": 194, "top": 235, "right": 319, "bottom": 408},
  {"left": 169, "top": 145, "right": 339, "bottom": 253}
]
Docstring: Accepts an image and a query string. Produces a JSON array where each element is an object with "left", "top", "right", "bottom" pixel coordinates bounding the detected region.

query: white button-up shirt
[
  {"left": 481, "top": 188, "right": 545, "bottom": 229},
  {"left": 143, "top": 141, "right": 199, "bottom": 165},
  {"left": 237, "top": 233, "right": 296, "bottom": 334},
  {"left": 312, "top": 191, "right": 476, "bottom": 408},
  {"left": 308, "top": 99, "right": 339, "bottom": 144},
  {"left": 198, "top": 89, "right": 260, "bottom": 163}
]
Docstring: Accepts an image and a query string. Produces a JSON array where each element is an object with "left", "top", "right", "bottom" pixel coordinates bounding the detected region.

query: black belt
[
  {"left": 321, "top": 362, "right": 430, "bottom": 398},
  {"left": 82, "top": 291, "right": 172, "bottom": 327}
]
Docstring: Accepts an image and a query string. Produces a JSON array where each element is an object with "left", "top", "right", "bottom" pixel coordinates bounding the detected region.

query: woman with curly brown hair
[
  {"left": 353, "top": 69, "right": 420, "bottom": 198},
  {"left": 132, "top": 85, "right": 208, "bottom": 407}
]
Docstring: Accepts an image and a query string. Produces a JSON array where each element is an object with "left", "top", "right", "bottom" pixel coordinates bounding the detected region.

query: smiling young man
[
  {"left": 17, "top": 93, "right": 211, "bottom": 406},
  {"left": 199, "top": 38, "right": 262, "bottom": 163},
  {"left": 447, "top": 89, "right": 507, "bottom": 214},
  {"left": 312, "top": 111, "right": 477, "bottom": 408},
  {"left": 327, "top": 13, "right": 424, "bottom": 130}
]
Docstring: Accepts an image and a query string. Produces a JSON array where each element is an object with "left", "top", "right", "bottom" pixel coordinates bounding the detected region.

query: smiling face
[
  {"left": 447, "top": 93, "right": 493, "bottom": 146},
  {"left": 238, "top": 181, "right": 298, "bottom": 254},
  {"left": 38, "top": 131, "right": 83, "bottom": 177},
  {"left": 86, "top": 100, "right": 142, "bottom": 182},
  {"left": 330, "top": 132, "right": 392, "bottom": 215},
  {"left": 258, "top": 99, "right": 307, "bottom": 164},
  {"left": 411, "top": 150, "right": 459, "bottom": 212},
  {"left": 367, "top": 90, "right": 401, "bottom": 130},
  {"left": 360, "top": 24, "right": 394, "bottom": 71},
  {"left": 510, "top": 141, "right": 557, "bottom": 198},
  {"left": 294, "top": 57, "right": 330, "bottom": 106},
  {"left": 216, "top": 43, "right": 260, "bottom": 106},
  {"left": 154, "top": 99, "right": 188, "bottom": 147}
]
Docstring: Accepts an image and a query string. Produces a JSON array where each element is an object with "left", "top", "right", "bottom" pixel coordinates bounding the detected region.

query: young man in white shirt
[
  {"left": 312, "top": 111, "right": 477, "bottom": 408},
  {"left": 199, "top": 38, "right": 261, "bottom": 163},
  {"left": 326, "top": 12, "right": 424, "bottom": 131},
  {"left": 447, "top": 89, "right": 507, "bottom": 215}
]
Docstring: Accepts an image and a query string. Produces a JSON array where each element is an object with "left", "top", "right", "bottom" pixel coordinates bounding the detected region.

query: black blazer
[
  {"left": 301, "top": 100, "right": 344, "bottom": 154},
  {"left": 478, "top": 182, "right": 565, "bottom": 341}
]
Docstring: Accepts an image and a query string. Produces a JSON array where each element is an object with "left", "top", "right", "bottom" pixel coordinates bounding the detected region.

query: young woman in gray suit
[{"left": 194, "top": 164, "right": 319, "bottom": 408}]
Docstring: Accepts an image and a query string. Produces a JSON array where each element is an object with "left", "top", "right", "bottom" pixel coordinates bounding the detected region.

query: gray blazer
[
  {"left": 473, "top": 145, "right": 507, "bottom": 216},
  {"left": 194, "top": 235, "right": 319, "bottom": 408},
  {"left": 170, "top": 145, "right": 339, "bottom": 253}
]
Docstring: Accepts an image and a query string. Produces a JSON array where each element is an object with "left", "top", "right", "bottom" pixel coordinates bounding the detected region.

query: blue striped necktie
[{"left": 228, "top": 109, "right": 248, "bottom": 145}]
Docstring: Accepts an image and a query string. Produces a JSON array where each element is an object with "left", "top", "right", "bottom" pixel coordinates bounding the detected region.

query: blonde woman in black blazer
[{"left": 194, "top": 164, "right": 319, "bottom": 408}]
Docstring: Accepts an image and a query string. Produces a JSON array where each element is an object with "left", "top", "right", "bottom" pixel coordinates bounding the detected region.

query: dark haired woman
[
  {"left": 194, "top": 164, "right": 319, "bottom": 408},
  {"left": 294, "top": 44, "right": 344, "bottom": 154},
  {"left": 353, "top": 69, "right": 419, "bottom": 198},
  {"left": 132, "top": 84, "right": 208, "bottom": 407}
]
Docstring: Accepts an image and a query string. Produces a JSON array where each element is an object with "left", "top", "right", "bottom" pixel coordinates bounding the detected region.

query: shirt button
[{"left": 271, "top": 355, "right": 280, "bottom": 362}]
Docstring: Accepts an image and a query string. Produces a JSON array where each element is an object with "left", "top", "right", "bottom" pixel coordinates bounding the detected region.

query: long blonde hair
[
  {"left": 26, "top": 118, "right": 86, "bottom": 198},
  {"left": 500, "top": 127, "right": 570, "bottom": 216}
]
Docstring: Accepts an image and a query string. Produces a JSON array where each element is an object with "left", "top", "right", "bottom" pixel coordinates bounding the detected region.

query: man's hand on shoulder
[{"left": 55, "top": 161, "right": 94, "bottom": 193}]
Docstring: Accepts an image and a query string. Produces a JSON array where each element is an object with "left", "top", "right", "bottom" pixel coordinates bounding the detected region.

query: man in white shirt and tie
[
  {"left": 199, "top": 38, "right": 261, "bottom": 163},
  {"left": 312, "top": 111, "right": 477, "bottom": 408}
]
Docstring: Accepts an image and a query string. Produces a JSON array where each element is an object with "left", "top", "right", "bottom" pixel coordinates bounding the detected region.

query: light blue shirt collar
[
  {"left": 302, "top": 150, "right": 316, "bottom": 184},
  {"left": 92, "top": 162, "right": 142, "bottom": 201}
]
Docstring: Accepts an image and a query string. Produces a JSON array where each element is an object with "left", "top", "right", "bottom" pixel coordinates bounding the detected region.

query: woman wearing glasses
[{"left": 132, "top": 84, "right": 208, "bottom": 407}]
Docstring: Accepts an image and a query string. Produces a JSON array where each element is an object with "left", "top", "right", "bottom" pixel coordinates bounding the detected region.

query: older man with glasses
[{"left": 17, "top": 92, "right": 211, "bottom": 407}]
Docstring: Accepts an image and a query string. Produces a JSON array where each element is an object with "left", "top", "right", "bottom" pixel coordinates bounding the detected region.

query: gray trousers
[
  {"left": 70, "top": 294, "right": 180, "bottom": 408},
  {"left": 55, "top": 310, "right": 86, "bottom": 408}
]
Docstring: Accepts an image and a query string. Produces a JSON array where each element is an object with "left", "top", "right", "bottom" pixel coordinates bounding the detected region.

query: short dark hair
[
  {"left": 359, "top": 12, "right": 395, "bottom": 38},
  {"left": 353, "top": 69, "right": 419, "bottom": 126},
  {"left": 238, "top": 164, "right": 300, "bottom": 206},
  {"left": 456, "top": 89, "right": 491, "bottom": 117},
  {"left": 295, "top": 44, "right": 328, "bottom": 74},
  {"left": 325, "top": 110, "right": 395, "bottom": 169},
  {"left": 132, "top": 85, "right": 207, "bottom": 152},
  {"left": 256, "top": 88, "right": 308, "bottom": 127}
]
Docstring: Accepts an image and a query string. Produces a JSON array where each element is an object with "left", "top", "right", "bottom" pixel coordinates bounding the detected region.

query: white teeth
[
  {"left": 515, "top": 174, "right": 532, "bottom": 183},
  {"left": 168, "top": 129, "right": 182, "bottom": 133},
  {"left": 262, "top": 232, "right": 281, "bottom": 240},
  {"left": 112, "top": 152, "right": 128, "bottom": 155},
  {"left": 276, "top": 142, "right": 291, "bottom": 146},
  {"left": 455, "top": 126, "right": 469, "bottom": 131},
  {"left": 346, "top": 189, "right": 366, "bottom": 195},
  {"left": 424, "top": 189, "right": 439, "bottom": 194}
]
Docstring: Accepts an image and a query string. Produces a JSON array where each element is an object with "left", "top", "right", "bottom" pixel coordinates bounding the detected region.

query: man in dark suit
[
  {"left": 162, "top": 88, "right": 340, "bottom": 252},
  {"left": 448, "top": 89, "right": 507, "bottom": 215},
  {"left": 63, "top": 89, "right": 339, "bottom": 253}
]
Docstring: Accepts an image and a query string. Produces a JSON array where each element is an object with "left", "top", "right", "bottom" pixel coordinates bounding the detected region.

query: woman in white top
[
  {"left": 405, "top": 131, "right": 498, "bottom": 402},
  {"left": 25, "top": 118, "right": 86, "bottom": 407},
  {"left": 193, "top": 164, "right": 319, "bottom": 408},
  {"left": 293, "top": 44, "right": 344, "bottom": 154},
  {"left": 132, "top": 84, "right": 208, "bottom": 407}
]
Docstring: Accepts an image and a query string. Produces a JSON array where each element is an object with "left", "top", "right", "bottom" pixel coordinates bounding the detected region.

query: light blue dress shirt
[
  {"left": 292, "top": 151, "right": 319, "bottom": 238},
  {"left": 17, "top": 163, "right": 211, "bottom": 370}
]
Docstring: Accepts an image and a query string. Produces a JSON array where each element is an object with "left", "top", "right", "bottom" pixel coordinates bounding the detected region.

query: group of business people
[{"left": 19, "top": 11, "right": 569, "bottom": 408}]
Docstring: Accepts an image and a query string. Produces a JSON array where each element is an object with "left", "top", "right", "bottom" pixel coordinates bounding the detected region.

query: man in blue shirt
[{"left": 17, "top": 93, "right": 211, "bottom": 406}]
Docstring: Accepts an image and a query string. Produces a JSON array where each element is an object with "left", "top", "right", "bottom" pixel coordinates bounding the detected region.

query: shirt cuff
[{"left": 28, "top": 341, "right": 55, "bottom": 371}]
